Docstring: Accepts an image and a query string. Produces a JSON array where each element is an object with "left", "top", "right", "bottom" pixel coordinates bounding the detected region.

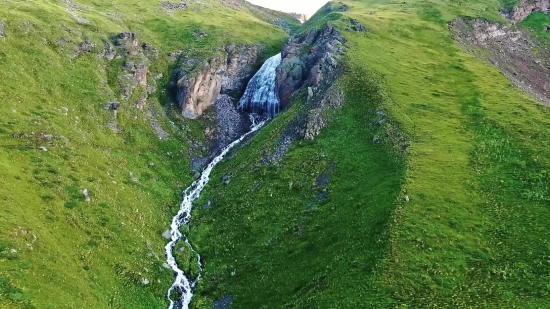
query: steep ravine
[
  {"left": 165, "top": 54, "right": 282, "bottom": 309},
  {"left": 164, "top": 21, "right": 348, "bottom": 308}
]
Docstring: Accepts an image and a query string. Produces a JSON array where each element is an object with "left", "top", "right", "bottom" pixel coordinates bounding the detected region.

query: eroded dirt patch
[{"left": 450, "top": 17, "right": 550, "bottom": 105}]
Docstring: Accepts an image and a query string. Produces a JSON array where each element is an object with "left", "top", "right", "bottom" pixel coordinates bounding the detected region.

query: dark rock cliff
[
  {"left": 263, "top": 24, "right": 347, "bottom": 163},
  {"left": 275, "top": 24, "right": 345, "bottom": 109}
]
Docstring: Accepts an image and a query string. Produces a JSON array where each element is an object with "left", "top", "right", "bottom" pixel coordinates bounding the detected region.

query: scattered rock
[
  {"left": 82, "top": 188, "right": 90, "bottom": 202},
  {"left": 304, "top": 87, "right": 344, "bottom": 140},
  {"left": 102, "top": 39, "right": 116, "bottom": 60},
  {"left": 193, "top": 172, "right": 201, "bottom": 179},
  {"left": 162, "top": 230, "right": 171, "bottom": 240},
  {"left": 161, "top": 0, "right": 187, "bottom": 14},
  {"left": 39, "top": 146, "right": 47, "bottom": 152},
  {"left": 222, "top": 174, "right": 230, "bottom": 185},
  {"left": 146, "top": 110, "right": 169, "bottom": 140},
  {"left": 203, "top": 200, "right": 212, "bottom": 209},
  {"left": 40, "top": 133, "right": 53, "bottom": 141},
  {"left": 116, "top": 32, "right": 140, "bottom": 56},
  {"left": 136, "top": 93, "right": 147, "bottom": 110},
  {"left": 0, "top": 20, "right": 5, "bottom": 38},
  {"left": 405, "top": 195, "right": 410, "bottom": 202},
  {"left": 340, "top": 4, "right": 349, "bottom": 11},
  {"left": 106, "top": 12, "right": 123, "bottom": 19},
  {"left": 211, "top": 94, "right": 251, "bottom": 151},
  {"left": 191, "top": 29, "right": 207, "bottom": 41},
  {"left": 78, "top": 40, "right": 94, "bottom": 53},
  {"left": 213, "top": 295, "right": 233, "bottom": 309},
  {"left": 140, "top": 278, "right": 149, "bottom": 285},
  {"left": 315, "top": 162, "right": 335, "bottom": 187},
  {"left": 315, "top": 191, "right": 329, "bottom": 202},
  {"left": 351, "top": 19, "right": 366, "bottom": 32},
  {"left": 109, "top": 102, "right": 120, "bottom": 111},
  {"left": 162, "top": 263, "right": 171, "bottom": 269},
  {"left": 129, "top": 172, "right": 138, "bottom": 182}
]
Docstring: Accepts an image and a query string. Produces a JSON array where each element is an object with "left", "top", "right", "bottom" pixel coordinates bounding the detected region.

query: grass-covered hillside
[
  {"left": 0, "top": 1, "right": 299, "bottom": 308},
  {"left": 190, "top": 0, "right": 550, "bottom": 308}
]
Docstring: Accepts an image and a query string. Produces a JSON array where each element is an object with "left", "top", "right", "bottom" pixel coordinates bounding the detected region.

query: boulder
[
  {"left": 78, "top": 40, "right": 94, "bottom": 53},
  {"left": 351, "top": 19, "right": 367, "bottom": 32}
]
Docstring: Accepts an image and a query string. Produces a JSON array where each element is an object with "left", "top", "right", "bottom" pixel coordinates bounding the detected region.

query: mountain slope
[
  {"left": 190, "top": 1, "right": 550, "bottom": 308},
  {"left": 0, "top": 1, "right": 298, "bottom": 308}
]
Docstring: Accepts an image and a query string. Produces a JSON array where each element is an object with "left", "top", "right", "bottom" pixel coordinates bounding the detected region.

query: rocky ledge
[{"left": 263, "top": 24, "right": 347, "bottom": 163}]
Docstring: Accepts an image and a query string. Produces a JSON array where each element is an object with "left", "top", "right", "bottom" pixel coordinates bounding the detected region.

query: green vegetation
[
  {"left": 4, "top": 0, "right": 550, "bottom": 307},
  {"left": 0, "top": 0, "right": 296, "bottom": 308},
  {"left": 520, "top": 11, "right": 550, "bottom": 45},
  {"left": 191, "top": 0, "right": 550, "bottom": 308}
]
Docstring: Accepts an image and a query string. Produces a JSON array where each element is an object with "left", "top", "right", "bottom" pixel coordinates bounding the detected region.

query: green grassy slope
[
  {"left": 191, "top": 1, "right": 550, "bottom": 308},
  {"left": 520, "top": 11, "right": 550, "bottom": 45},
  {"left": 0, "top": 1, "right": 297, "bottom": 308}
]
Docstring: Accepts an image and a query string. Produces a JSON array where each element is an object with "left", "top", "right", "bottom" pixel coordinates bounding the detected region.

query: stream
[{"left": 165, "top": 53, "right": 282, "bottom": 309}]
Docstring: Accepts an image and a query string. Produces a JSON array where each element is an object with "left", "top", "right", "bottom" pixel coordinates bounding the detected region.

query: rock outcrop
[
  {"left": 502, "top": 0, "right": 550, "bottom": 24},
  {"left": 173, "top": 44, "right": 264, "bottom": 119},
  {"left": 263, "top": 24, "right": 346, "bottom": 163},
  {"left": 275, "top": 24, "right": 345, "bottom": 109},
  {"left": 113, "top": 32, "right": 158, "bottom": 101},
  {"left": 212, "top": 94, "right": 251, "bottom": 149},
  {"left": 450, "top": 17, "right": 550, "bottom": 105},
  {"left": 304, "top": 87, "right": 344, "bottom": 140},
  {"left": 290, "top": 13, "right": 308, "bottom": 23}
]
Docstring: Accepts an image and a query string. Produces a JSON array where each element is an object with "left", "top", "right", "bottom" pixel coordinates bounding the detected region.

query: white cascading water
[
  {"left": 237, "top": 53, "right": 282, "bottom": 118},
  {"left": 165, "top": 119, "right": 264, "bottom": 309},
  {"left": 165, "top": 53, "right": 282, "bottom": 309}
]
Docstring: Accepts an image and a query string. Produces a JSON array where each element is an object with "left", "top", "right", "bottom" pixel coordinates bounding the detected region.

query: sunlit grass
[
  {"left": 0, "top": 0, "right": 296, "bottom": 308},
  {"left": 190, "top": 0, "right": 550, "bottom": 308}
]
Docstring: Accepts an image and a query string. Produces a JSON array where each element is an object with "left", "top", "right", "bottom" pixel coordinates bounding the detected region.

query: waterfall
[
  {"left": 165, "top": 53, "right": 281, "bottom": 309},
  {"left": 237, "top": 53, "right": 281, "bottom": 118}
]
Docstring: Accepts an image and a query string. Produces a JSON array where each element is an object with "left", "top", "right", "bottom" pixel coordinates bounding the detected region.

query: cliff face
[
  {"left": 173, "top": 44, "right": 264, "bottom": 119},
  {"left": 503, "top": 0, "right": 550, "bottom": 23},
  {"left": 275, "top": 24, "right": 345, "bottom": 110}
]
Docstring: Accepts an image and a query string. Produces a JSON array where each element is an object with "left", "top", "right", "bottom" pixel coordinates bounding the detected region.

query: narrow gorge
[{"left": 165, "top": 54, "right": 281, "bottom": 309}]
